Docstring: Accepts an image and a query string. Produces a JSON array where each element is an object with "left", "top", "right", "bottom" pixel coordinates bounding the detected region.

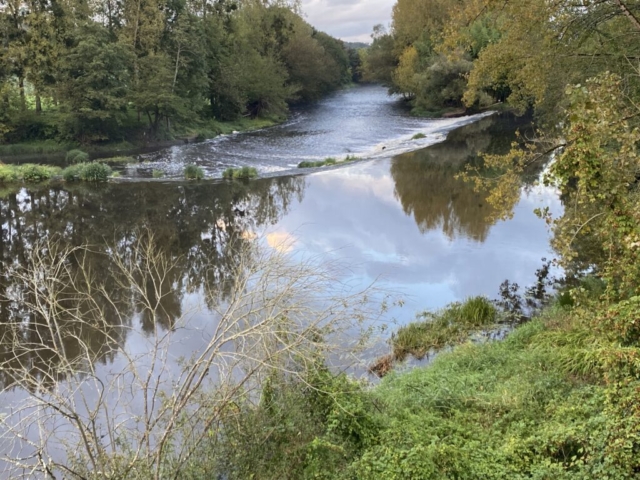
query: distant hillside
[{"left": 345, "top": 42, "right": 370, "bottom": 50}]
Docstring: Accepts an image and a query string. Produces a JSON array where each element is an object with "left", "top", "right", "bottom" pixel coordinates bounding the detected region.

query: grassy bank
[
  {"left": 0, "top": 116, "right": 283, "bottom": 163},
  {"left": 191, "top": 296, "right": 640, "bottom": 479}
]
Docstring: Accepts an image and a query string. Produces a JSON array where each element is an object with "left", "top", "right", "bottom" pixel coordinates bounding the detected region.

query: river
[{"left": 0, "top": 85, "right": 561, "bottom": 476}]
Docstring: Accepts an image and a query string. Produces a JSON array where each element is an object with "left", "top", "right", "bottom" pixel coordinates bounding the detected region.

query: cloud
[{"left": 300, "top": 0, "right": 395, "bottom": 42}]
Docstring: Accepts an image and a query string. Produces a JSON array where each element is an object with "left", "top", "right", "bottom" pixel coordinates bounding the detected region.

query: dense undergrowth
[{"left": 186, "top": 295, "right": 639, "bottom": 480}]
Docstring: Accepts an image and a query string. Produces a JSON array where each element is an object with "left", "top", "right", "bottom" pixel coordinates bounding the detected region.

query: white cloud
[{"left": 300, "top": 0, "right": 395, "bottom": 42}]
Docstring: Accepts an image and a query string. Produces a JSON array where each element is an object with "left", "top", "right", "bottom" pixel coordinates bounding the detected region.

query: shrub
[
  {"left": 222, "top": 166, "right": 258, "bottom": 180},
  {"left": 62, "top": 162, "right": 112, "bottom": 182},
  {"left": 152, "top": 169, "right": 164, "bottom": 178},
  {"left": 184, "top": 164, "right": 205, "bottom": 180},
  {"left": 0, "top": 165, "right": 20, "bottom": 183},
  {"left": 19, "top": 164, "right": 59, "bottom": 183},
  {"left": 79, "top": 162, "right": 112, "bottom": 182},
  {"left": 62, "top": 164, "right": 84, "bottom": 182},
  {"left": 65, "top": 149, "right": 89, "bottom": 164},
  {"left": 412, "top": 133, "right": 427, "bottom": 140}
]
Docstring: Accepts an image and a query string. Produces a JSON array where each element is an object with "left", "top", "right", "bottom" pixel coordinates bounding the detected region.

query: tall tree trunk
[
  {"left": 18, "top": 76, "right": 26, "bottom": 111},
  {"left": 172, "top": 43, "right": 181, "bottom": 93},
  {"left": 35, "top": 94, "right": 42, "bottom": 114}
]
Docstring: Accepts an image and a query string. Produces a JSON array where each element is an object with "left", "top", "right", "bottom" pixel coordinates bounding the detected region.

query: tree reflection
[
  {"left": 0, "top": 176, "right": 306, "bottom": 390},
  {"left": 391, "top": 113, "right": 526, "bottom": 241}
]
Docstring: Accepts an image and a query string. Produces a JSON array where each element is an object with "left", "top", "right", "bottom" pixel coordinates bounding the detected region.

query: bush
[
  {"left": 184, "top": 164, "right": 205, "bottom": 180},
  {"left": 0, "top": 165, "right": 20, "bottom": 182},
  {"left": 19, "top": 164, "right": 60, "bottom": 183},
  {"left": 412, "top": 133, "right": 427, "bottom": 140},
  {"left": 222, "top": 166, "right": 258, "bottom": 180},
  {"left": 62, "top": 162, "right": 112, "bottom": 182},
  {"left": 66, "top": 149, "right": 89, "bottom": 164},
  {"left": 79, "top": 162, "right": 112, "bottom": 182},
  {"left": 0, "top": 164, "right": 61, "bottom": 183},
  {"left": 152, "top": 169, "right": 164, "bottom": 178},
  {"left": 62, "top": 164, "right": 84, "bottom": 182}
]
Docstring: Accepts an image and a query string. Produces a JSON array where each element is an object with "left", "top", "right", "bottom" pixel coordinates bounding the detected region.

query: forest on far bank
[{"left": 0, "top": 0, "right": 362, "bottom": 148}]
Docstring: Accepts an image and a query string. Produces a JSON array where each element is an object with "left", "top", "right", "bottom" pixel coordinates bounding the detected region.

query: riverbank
[
  {"left": 0, "top": 115, "right": 283, "bottom": 165},
  {"left": 198, "top": 291, "right": 637, "bottom": 479}
]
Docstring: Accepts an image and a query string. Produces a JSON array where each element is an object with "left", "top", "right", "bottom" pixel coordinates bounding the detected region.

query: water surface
[{"left": 0, "top": 88, "right": 561, "bottom": 475}]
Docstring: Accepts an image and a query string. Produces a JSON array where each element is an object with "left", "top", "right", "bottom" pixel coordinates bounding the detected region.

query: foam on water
[{"left": 120, "top": 86, "right": 496, "bottom": 180}]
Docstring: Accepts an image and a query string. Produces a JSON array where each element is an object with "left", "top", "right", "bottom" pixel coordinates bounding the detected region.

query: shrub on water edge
[
  {"left": 152, "top": 169, "right": 164, "bottom": 178},
  {"left": 19, "top": 164, "right": 60, "bottom": 182},
  {"left": 184, "top": 164, "right": 205, "bottom": 180},
  {"left": 62, "top": 164, "right": 83, "bottom": 181},
  {"left": 391, "top": 296, "right": 498, "bottom": 361},
  {"left": 222, "top": 166, "right": 258, "bottom": 180},
  {"left": 62, "top": 162, "right": 112, "bottom": 182},
  {"left": 412, "top": 133, "right": 427, "bottom": 140},
  {"left": 66, "top": 149, "right": 89, "bottom": 164},
  {"left": 0, "top": 165, "right": 20, "bottom": 182},
  {"left": 79, "top": 162, "right": 112, "bottom": 182}
]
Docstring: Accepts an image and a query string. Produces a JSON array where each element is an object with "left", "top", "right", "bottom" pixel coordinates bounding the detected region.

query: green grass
[
  {"left": 0, "top": 140, "right": 74, "bottom": 157},
  {"left": 184, "top": 164, "right": 205, "bottom": 180},
  {"left": 298, "top": 155, "right": 359, "bottom": 169},
  {"left": 391, "top": 296, "right": 498, "bottom": 361},
  {"left": 66, "top": 149, "right": 89, "bottom": 164},
  {"left": 412, "top": 133, "right": 427, "bottom": 140},
  {"left": 222, "top": 166, "right": 258, "bottom": 180},
  {"left": 0, "top": 163, "right": 61, "bottom": 183},
  {"left": 191, "top": 300, "right": 637, "bottom": 479},
  {"left": 61, "top": 162, "right": 112, "bottom": 182},
  {"left": 359, "top": 315, "right": 610, "bottom": 479}
]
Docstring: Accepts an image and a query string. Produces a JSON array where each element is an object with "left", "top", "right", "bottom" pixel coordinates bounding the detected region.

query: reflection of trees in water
[
  {"left": 0, "top": 176, "right": 305, "bottom": 390},
  {"left": 391, "top": 113, "right": 526, "bottom": 241}
]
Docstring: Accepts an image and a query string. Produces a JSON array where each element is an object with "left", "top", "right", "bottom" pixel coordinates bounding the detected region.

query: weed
[
  {"left": 391, "top": 296, "right": 497, "bottom": 361},
  {"left": 184, "top": 164, "right": 205, "bottom": 180},
  {"left": 412, "top": 133, "right": 427, "bottom": 140},
  {"left": 66, "top": 149, "right": 89, "bottom": 164},
  {"left": 62, "top": 162, "right": 112, "bottom": 182},
  {"left": 152, "top": 169, "right": 164, "bottom": 178},
  {"left": 222, "top": 166, "right": 258, "bottom": 180}
]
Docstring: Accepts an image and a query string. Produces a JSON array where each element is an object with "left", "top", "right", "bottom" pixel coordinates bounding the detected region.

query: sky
[{"left": 300, "top": 0, "right": 395, "bottom": 43}]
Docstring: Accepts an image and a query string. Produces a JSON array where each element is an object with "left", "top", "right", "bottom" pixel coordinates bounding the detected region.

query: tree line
[
  {"left": 361, "top": 0, "right": 640, "bottom": 118},
  {"left": 0, "top": 0, "right": 361, "bottom": 146}
]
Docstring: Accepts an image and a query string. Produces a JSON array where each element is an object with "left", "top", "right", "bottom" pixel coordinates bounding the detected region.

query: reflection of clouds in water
[
  {"left": 271, "top": 159, "right": 558, "bottom": 321},
  {"left": 266, "top": 231, "right": 296, "bottom": 252}
]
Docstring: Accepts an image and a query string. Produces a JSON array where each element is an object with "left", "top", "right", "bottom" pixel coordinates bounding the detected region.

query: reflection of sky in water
[{"left": 264, "top": 158, "right": 561, "bottom": 325}]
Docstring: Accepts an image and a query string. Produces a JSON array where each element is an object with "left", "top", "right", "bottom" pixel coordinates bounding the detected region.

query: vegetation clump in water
[
  {"left": 62, "top": 162, "right": 113, "bottom": 182},
  {"left": 412, "top": 133, "right": 426, "bottom": 140},
  {"left": 184, "top": 164, "right": 205, "bottom": 180},
  {"left": 152, "top": 169, "right": 164, "bottom": 178},
  {"left": 65, "top": 149, "right": 89, "bottom": 164},
  {"left": 298, "top": 155, "right": 358, "bottom": 169},
  {"left": 222, "top": 166, "right": 258, "bottom": 180},
  {"left": 390, "top": 296, "right": 497, "bottom": 361},
  {"left": 0, "top": 163, "right": 61, "bottom": 183}
]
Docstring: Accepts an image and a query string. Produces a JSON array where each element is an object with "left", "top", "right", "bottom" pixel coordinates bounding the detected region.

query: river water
[{"left": 0, "top": 85, "right": 561, "bottom": 475}]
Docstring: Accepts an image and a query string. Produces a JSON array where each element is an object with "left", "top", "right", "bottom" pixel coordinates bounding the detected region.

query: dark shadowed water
[{"left": 0, "top": 86, "right": 561, "bottom": 475}]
